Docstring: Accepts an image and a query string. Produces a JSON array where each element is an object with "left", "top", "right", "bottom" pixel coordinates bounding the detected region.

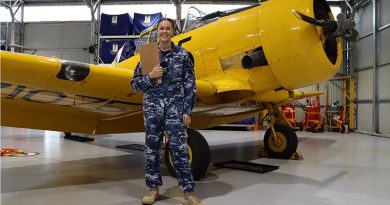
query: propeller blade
[
  {"left": 291, "top": 9, "right": 324, "bottom": 27},
  {"left": 292, "top": 9, "right": 358, "bottom": 42},
  {"left": 292, "top": 9, "right": 338, "bottom": 33}
]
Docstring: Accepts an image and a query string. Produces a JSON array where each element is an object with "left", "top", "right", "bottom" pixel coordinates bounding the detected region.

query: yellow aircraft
[{"left": 1, "top": 0, "right": 357, "bottom": 180}]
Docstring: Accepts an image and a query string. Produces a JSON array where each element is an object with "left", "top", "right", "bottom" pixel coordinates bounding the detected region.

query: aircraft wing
[
  {"left": 1, "top": 51, "right": 145, "bottom": 134},
  {"left": 1, "top": 51, "right": 322, "bottom": 134},
  {"left": 1, "top": 51, "right": 258, "bottom": 134},
  {"left": 253, "top": 89, "right": 323, "bottom": 106}
]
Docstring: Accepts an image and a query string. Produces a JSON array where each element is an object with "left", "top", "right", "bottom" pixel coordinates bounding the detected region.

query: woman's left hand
[{"left": 182, "top": 114, "right": 191, "bottom": 126}]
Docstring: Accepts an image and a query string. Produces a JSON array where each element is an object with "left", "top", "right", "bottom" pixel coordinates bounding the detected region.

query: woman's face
[{"left": 157, "top": 20, "right": 174, "bottom": 43}]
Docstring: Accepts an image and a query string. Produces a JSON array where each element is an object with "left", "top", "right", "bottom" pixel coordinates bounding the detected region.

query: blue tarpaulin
[
  {"left": 100, "top": 13, "right": 133, "bottom": 35},
  {"left": 133, "top": 12, "right": 163, "bottom": 34},
  {"left": 100, "top": 40, "right": 135, "bottom": 63}
]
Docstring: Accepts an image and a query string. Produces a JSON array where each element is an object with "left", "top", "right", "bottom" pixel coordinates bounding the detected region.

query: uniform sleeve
[
  {"left": 183, "top": 51, "right": 197, "bottom": 115},
  {"left": 130, "top": 62, "right": 153, "bottom": 93}
]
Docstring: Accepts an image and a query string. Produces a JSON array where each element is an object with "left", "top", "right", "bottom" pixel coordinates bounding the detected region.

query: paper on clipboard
[{"left": 139, "top": 43, "right": 160, "bottom": 75}]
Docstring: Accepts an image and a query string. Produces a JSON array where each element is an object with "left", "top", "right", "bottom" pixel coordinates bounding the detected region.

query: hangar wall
[
  {"left": 0, "top": 23, "right": 9, "bottom": 49},
  {"left": 294, "top": 79, "right": 344, "bottom": 125},
  {"left": 23, "top": 22, "right": 92, "bottom": 63},
  {"left": 352, "top": 0, "right": 390, "bottom": 135},
  {"left": 1, "top": 22, "right": 23, "bottom": 52}
]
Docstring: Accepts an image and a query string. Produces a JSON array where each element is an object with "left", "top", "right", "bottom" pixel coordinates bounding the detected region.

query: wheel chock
[
  {"left": 258, "top": 145, "right": 303, "bottom": 160},
  {"left": 289, "top": 150, "right": 303, "bottom": 160}
]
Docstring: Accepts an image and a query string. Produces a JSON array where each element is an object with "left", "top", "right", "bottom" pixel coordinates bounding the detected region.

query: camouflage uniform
[{"left": 131, "top": 42, "right": 197, "bottom": 193}]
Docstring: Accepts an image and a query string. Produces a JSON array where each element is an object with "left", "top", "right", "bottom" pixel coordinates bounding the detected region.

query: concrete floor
[{"left": 1, "top": 126, "right": 390, "bottom": 205}]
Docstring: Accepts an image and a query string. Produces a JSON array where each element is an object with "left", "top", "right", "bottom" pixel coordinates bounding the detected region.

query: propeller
[
  {"left": 291, "top": 9, "right": 358, "bottom": 42},
  {"left": 336, "top": 13, "right": 359, "bottom": 42}
]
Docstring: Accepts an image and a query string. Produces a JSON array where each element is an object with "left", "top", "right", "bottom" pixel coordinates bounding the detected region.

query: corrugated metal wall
[
  {"left": 1, "top": 22, "right": 23, "bottom": 52},
  {"left": 294, "top": 80, "right": 344, "bottom": 124},
  {"left": 23, "top": 22, "right": 92, "bottom": 63},
  {"left": 1, "top": 23, "right": 9, "bottom": 49},
  {"left": 352, "top": 0, "right": 390, "bottom": 135}
]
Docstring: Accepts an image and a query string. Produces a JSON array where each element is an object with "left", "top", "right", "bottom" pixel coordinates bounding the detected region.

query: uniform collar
[{"left": 158, "top": 41, "right": 175, "bottom": 52}]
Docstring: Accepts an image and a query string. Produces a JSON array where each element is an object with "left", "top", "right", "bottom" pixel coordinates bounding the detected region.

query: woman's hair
[{"left": 156, "top": 18, "right": 180, "bottom": 35}]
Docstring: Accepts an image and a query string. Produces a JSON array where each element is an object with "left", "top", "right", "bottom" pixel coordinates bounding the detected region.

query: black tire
[
  {"left": 264, "top": 124, "right": 298, "bottom": 159},
  {"left": 165, "top": 129, "right": 210, "bottom": 181}
]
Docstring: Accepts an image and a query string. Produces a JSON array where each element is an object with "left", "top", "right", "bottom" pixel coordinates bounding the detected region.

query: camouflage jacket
[{"left": 131, "top": 43, "right": 197, "bottom": 115}]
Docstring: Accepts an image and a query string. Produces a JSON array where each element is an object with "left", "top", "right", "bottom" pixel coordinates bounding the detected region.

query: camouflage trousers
[{"left": 143, "top": 97, "right": 195, "bottom": 192}]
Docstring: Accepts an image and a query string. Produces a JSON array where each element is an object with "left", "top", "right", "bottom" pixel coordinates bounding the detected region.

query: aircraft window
[
  {"left": 183, "top": 4, "right": 260, "bottom": 32},
  {"left": 183, "top": 6, "right": 207, "bottom": 32}
]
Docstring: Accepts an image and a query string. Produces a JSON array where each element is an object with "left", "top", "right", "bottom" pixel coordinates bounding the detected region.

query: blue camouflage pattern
[{"left": 131, "top": 42, "right": 197, "bottom": 192}]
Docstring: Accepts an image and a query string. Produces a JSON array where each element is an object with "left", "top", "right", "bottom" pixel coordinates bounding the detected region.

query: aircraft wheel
[
  {"left": 165, "top": 129, "right": 210, "bottom": 181},
  {"left": 264, "top": 124, "right": 298, "bottom": 159}
]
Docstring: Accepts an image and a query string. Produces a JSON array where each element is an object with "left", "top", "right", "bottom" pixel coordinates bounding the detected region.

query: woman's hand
[
  {"left": 182, "top": 114, "right": 191, "bottom": 126},
  {"left": 148, "top": 65, "right": 163, "bottom": 79}
]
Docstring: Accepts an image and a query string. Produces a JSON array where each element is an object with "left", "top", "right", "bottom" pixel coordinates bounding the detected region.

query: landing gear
[
  {"left": 264, "top": 124, "right": 298, "bottom": 159},
  {"left": 165, "top": 128, "right": 210, "bottom": 180},
  {"left": 262, "top": 103, "right": 301, "bottom": 159}
]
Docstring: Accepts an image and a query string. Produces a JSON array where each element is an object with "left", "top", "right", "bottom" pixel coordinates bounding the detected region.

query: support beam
[
  {"left": 1, "top": 0, "right": 24, "bottom": 52},
  {"left": 83, "top": 0, "right": 101, "bottom": 63},
  {"left": 170, "top": 0, "right": 186, "bottom": 31},
  {"left": 372, "top": 0, "right": 379, "bottom": 133}
]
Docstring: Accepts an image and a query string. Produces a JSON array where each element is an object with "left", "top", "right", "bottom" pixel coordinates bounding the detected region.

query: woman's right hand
[{"left": 148, "top": 65, "right": 163, "bottom": 79}]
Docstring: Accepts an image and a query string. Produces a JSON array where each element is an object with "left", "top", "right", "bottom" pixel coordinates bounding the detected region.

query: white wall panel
[
  {"left": 327, "top": 80, "right": 344, "bottom": 105},
  {"left": 357, "top": 103, "right": 372, "bottom": 131},
  {"left": 23, "top": 22, "right": 91, "bottom": 63},
  {"left": 379, "top": 103, "right": 390, "bottom": 135},
  {"left": 354, "top": 2, "right": 373, "bottom": 36},
  {"left": 61, "top": 23, "right": 91, "bottom": 49},
  {"left": 61, "top": 50, "right": 90, "bottom": 62},
  {"left": 353, "top": 36, "right": 373, "bottom": 69},
  {"left": 378, "top": 64, "right": 390, "bottom": 99},
  {"left": 352, "top": 1, "right": 389, "bottom": 134},
  {"left": 357, "top": 69, "right": 373, "bottom": 100},
  {"left": 24, "top": 23, "right": 62, "bottom": 49},
  {"left": 26, "top": 50, "right": 61, "bottom": 59},
  {"left": 379, "top": 0, "right": 390, "bottom": 27},
  {"left": 378, "top": 28, "right": 390, "bottom": 65}
]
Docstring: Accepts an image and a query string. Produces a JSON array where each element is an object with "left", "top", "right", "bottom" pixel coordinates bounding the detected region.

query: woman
[{"left": 131, "top": 18, "right": 205, "bottom": 205}]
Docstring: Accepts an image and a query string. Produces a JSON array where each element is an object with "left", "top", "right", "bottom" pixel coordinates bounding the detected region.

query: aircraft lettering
[
  {"left": 96, "top": 100, "right": 131, "bottom": 112},
  {"left": 2, "top": 82, "right": 142, "bottom": 113},
  {"left": 73, "top": 95, "right": 107, "bottom": 106},
  {"left": 23, "top": 89, "right": 66, "bottom": 104},
  {"left": 6, "top": 85, "right": 26, "bottom": 99},
  {"left": 1, "top": 82, "right": 12, "bottom": 88}
]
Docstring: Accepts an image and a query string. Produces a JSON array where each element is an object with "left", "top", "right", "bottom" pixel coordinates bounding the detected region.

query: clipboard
[{"left": 139, "top": 43, "right": 160, "bottom": 75}]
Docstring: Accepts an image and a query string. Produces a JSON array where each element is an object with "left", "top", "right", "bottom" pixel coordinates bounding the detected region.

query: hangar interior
[{"left": 1, "top": 0, "right": 390, "bottom": 205}]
